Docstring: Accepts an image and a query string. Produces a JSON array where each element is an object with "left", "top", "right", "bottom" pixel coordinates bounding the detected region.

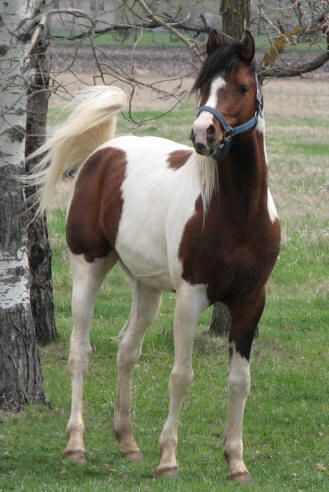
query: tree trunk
[
  {"left": 209, "top": 303, "right": 232, "bottom": 336},
  {"left": 25, "top": 12, "right": 58, "bottom": 346},
  {"left": 220, "top": 0, "right": 251, "bottom": 39},
  {"left": 0, "top": 0, "right": 49, "bottom": 411},
  {"left": 209, "top": 0, "right": 250, "bottom": 336}
]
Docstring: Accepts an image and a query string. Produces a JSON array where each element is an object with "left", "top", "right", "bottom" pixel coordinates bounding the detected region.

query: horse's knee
[
  {"left": 68, "top": 335, "right": 92, "bottom": 375},
  {"left": 170, "top": 367, "right": 194, "bottom": 392},
  {"left": 228, "top": 349, "right": 250, "bottom": 396},
  {"left": 117, "top": 338, "right": 140, "bottom": 371},
  {"left": 228, "top": 370, "right": 250, "bottom": 396}
]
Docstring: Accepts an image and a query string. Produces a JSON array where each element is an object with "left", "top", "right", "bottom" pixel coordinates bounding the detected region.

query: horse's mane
[{"left": 192, "top": 40, "right": 256, "bottom": 95}]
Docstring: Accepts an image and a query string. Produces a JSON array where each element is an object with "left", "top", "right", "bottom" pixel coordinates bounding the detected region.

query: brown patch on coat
[
  {"left": 66, "top": 147, "right": 127, "bottom": 262},
  {"left": 178, "top": 132, "right": 280, "bottom": 356},
  {"left": 167, "top": 150, "right": 192, "bottom": 170}
]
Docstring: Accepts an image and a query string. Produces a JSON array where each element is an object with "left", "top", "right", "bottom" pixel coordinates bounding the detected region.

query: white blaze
[{"left": 195, "top": 76, "right": 226, "bottom": 127}]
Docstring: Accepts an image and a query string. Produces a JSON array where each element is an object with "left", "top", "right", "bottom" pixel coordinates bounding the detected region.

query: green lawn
[
  {"left": 52, "top": 29, "right": 194, "bottom": 47},
  {"left": 0, "top": 82, "right": 328, "bottom": 491},
  {"left": 52, "top": 29, "right": 327, "bottom": 52}
]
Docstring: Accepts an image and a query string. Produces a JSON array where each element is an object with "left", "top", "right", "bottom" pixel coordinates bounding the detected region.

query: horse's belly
[{"left": 116, "top": 227, "right": 173, "bottom": 290}]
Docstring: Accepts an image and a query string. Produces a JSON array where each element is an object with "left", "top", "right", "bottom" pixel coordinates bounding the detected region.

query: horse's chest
[{"left": 179, "top": 217, "right": 280, "bottom": 304}]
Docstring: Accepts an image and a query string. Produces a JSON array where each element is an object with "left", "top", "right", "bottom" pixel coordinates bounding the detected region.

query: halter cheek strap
[{"left": 197, "top": 72, "right": 263, "bottom": 161}]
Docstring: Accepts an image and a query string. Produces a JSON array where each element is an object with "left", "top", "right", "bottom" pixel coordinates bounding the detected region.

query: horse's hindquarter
[{"left": 109, "top": 136, "right": 200, "bottom": 290}]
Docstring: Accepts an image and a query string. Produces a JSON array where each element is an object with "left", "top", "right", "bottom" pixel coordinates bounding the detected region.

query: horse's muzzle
[{"left": 190, "top": 123, "right": 218, "bottom": 156}]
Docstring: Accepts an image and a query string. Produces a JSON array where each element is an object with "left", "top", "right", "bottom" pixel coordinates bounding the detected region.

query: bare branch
[
  {"left": 20, "top": 13, "right": 47, "bottom": 70},
  {"left": 260, "top": 39, "right": 329, "bottom": 79},
  {"left": 133, "top": 0, "right": 201, "bottom": 58}
]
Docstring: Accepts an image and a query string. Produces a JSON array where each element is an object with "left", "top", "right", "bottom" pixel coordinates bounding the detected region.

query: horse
[{"left": 30, "top": 30, "right": 280, "bottom": 483}]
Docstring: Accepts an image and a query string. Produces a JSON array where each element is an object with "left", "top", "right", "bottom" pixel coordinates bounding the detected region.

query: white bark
[
  {"left": 0, "top": 0, "right": 31, "bottom": 311},
  {"left": 0, "top": 0, "right": 48, "bottom": 411}
]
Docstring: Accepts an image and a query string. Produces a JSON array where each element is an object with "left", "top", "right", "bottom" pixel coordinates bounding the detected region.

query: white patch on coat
[
  {"left": 158, "top": 280, "right": 209, "bottom": 472},
  {"left": 206, "top": 76, "right": 226, "bottom": 107},
  {"left": 223, "top": 343, "right": 250, "bottom": 475},
  {"left": 195, "top": 76, "right": 226, "bottom": 127},
  {"left": 256, "top": 114, "right": 269, "bottom": 165},
  {"left": 267, "top": 188, "right": 278, "bottom": 223},
  {"left": 256, "top": 114, "right": 265, "bottom": 135},
  {"left": 228, "top": 343, "right": 250, "bottom": 395},
  {"left": 256, "top": 114, "right": 278, "bottom": 224},
  {"left": 105, "top": 136, "right": 213, "bottom": 291}
]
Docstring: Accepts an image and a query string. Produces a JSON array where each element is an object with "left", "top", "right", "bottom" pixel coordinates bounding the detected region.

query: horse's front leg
[
  {"left": 223, "top": 289, "right": 265, "bottom": 483},
  {"left": 156, "top": 283, "right": 208, "bottom": 478}
]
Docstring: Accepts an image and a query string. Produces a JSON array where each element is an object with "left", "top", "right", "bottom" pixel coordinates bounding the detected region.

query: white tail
[{"left": 26, "top": 85, "right": 127, "bottom": 214}]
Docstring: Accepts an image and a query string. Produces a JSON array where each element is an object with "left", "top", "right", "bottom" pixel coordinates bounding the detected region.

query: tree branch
[
  {"left": 260, "top": 46, "right": 329, "bottom": 79},
  {"left": 20, "top": 13, "right": 47, "bottom": 70},
  {"left": 133, "top": 0, "right": 201, "bottom": 58}
]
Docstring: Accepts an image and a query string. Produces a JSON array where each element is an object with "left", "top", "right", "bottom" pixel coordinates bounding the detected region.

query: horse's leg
[
  {"left": 156, "top": 283, "right": 208, "bottom": 478},
  {"left": 223, "top": 289, "right": 266, "bottom": 483},
  {"left": 114, "top": 279, "right": 162, "bottom": 461},
  {"left": 63, "top": 252, "right": 117, "bottom": 463}
]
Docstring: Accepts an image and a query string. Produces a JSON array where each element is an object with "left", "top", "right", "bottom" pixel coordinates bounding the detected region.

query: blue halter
[{"left": 197, "top": 72, "right": 263, "bottom": 161}]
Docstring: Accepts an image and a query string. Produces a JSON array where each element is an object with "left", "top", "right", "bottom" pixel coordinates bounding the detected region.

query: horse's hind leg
[
  {"left": 63, "top": 252, "right": 117, "bottom": 463},
  {"left": 114, "top": 279, "right": 162, "bottom": 461}
]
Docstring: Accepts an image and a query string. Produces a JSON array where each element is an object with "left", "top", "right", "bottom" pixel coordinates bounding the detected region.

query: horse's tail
[{"left": 26, "top": 85, "right": 127, "bottom": 214}]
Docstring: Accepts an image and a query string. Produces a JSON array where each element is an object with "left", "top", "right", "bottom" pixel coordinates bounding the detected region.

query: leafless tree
[
  {"left": 0, "top": 0, "right": 50, "bottom": 412},
  {"left": 40, "top": 0, "right": 329, "bottom": 119}
]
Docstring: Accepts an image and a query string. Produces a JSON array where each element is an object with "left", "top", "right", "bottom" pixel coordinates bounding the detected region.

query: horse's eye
[{"left": 238, "top": 85, "right": 248, "bottom": 94}]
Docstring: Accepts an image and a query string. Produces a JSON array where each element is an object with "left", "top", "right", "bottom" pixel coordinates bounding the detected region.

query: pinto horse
[{"left": 32, "top": 31, "right": 280, "bottom": 483}]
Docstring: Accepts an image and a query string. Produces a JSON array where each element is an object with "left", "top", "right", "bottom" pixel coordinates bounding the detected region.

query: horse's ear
[
  {"left": 207, "top": 31, "right": 222, "bottom": 55},
  {"left": 240, "top": 30, "right": 255, "bottom": 63}
]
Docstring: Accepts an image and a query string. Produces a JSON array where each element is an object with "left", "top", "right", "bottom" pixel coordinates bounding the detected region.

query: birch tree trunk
[
  {"left": 209, "top": 0, "right": 250, "bottom": 336},
  {"left": 0, "top": 0, "right": 48, "bottom": 411},
  {"left": 25, "top": 7, "right": 58, "bottom": 345}
]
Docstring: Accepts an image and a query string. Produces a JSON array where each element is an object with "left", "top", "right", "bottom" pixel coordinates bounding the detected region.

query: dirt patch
[
  {"left": 49, "top": 71, "right": 329, "bottom": 120},
  {"left": 262, "top": 79, "right": 329, "bottom": 120},
  {"left": 49, "top": 44, "right": 329, "bottom": 113},
  {"left": 50, "top": 45, "right": 329, "bottom": 79},
  {"left": 49, "top": 71, "right": 195, "bottom": 112}
]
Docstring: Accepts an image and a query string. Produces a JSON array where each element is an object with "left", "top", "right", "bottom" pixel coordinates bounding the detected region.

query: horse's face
[{"left": 191, "top": 31, "right": 258, "bottom": 157}]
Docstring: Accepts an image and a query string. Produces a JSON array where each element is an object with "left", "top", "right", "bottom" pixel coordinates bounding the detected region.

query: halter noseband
[{"left": 197, "top": 72, "right": 263, "bottom": 161}]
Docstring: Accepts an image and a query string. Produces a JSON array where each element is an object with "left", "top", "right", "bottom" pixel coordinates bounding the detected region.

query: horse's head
[{"left": 191, "top": 31, "right": 262, "bottom": 159}]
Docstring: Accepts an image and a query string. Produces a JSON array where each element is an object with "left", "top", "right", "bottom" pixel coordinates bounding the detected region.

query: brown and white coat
[{"left": 31, "top": 32, "right": 280, "bottom": 483}]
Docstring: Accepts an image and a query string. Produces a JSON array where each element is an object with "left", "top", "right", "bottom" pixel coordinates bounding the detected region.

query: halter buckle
[{"left": 222, "top": 126, "right": 233, "bottom": 143}]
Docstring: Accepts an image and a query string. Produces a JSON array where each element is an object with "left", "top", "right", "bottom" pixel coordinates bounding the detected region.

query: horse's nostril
[
  {"left": 190, "top": 129, "right": 195, "bottom": 143},
  {"left": 194, "top": 142, "right": 208, "bottom": 155}
]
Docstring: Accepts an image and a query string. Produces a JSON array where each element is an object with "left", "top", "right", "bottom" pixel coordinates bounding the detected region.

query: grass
[
  {"left": 52, "top": 29, "right": 195, "bottom": 48},
  {"left": 1, "top": 81, "right": 329, "bottom": 491},
  {"left": 52, "top": 29, "right": 327, "bottom": 52}
]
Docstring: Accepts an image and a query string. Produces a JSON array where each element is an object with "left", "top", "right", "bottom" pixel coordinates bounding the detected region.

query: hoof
[
  {"left": 62, "top": 449, "right": 86, "bottom": 464},
  {"left": 156, "top": 466, "right": 179, "bottom": 479},
  {"left": 121, "top": 449, "right": 143, "bottom": 462},
  {"left": 228, "top": 471, "right": 253, "bottom": 484}
]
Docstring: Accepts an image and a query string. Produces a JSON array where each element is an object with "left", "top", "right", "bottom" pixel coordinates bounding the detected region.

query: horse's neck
[{"left": 216, "top": 131, "right": 268, "bottom": 223}]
